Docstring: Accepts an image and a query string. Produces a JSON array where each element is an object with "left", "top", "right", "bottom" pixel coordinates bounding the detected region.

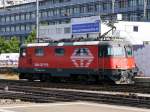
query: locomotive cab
[{"left": 98, "top": 42, "right": 137, "bottom": 84}]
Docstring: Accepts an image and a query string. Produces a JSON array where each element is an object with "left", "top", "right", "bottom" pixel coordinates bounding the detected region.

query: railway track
[
  {"left": 0, "top": 79, "right": 150, "bottom": 108},
  {"left": 0, "top": 79, "right": 149, "bottom": 94},
  {"left": 0, "top": 84, "right": 150, "bottom": 108}
]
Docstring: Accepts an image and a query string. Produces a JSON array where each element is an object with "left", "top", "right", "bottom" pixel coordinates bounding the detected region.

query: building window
[
  {"left": 55, "top": 48, "right": 65, "bottom": 56},
  {"left": 64, "top": 27, "right": 70, "bottom": 34},
  {"left": 26, "top": 13, "right": 30, "bottom": 20},
  {"left": 148, "top": 0, "right": 150, "bottom": 5},
  {"left": 21, "top": 14, "right": 25, "bottom": 20},
  {"left": 73, "top": 7, "right": 80, "bottom": 14},
  {"left": 129, "top": 13, "right": 138, "bottom": 21},
  {"left": 6, "top": 16, "right": 10, "bottom": 22},
  {"left": 148, "top": 11, "right": 150, "bottom": 20},
  {"left": 16, "top": 15, "right": 20, "bottom": 21},
  {"left": 31, "top": 13, "right": 35, "bottom": 19},
  {"left": 66, "top": 7, "right": 72, "bottom": 15},
  {"left": 31, "top": 25, "right": 35, "bottom": 30},
  {"left": 21, "top": 25, "right": 25, "bottom": 31},
  {"left": 10, "top": 26, "right": 15, "bottom": 32},
  {"left": 48, "top": 9, "right": 53, "bottom": 16},
  {"left": 87, "top": 5, "right": 95, "bottom": 12},
  {"left": 60, "top": 8, "right": 66, "bottom": 16},
  {"left": 133, "top": 26, "right": 138, "bottom": 32},
  {"left": 42, "top": 11, "right": 48, "bottom": 17},
  {"left": 119, "top": 0, "right": 127, "bottom": 8},
  {"left": 138, "top": 0, "right": 144, "bottom": 5},
  {"left": 26, "top": 25, "right": 30, "bottom": 31},
  {"left": 16, "top": 26, "right": 20, "bottom": 31},
  {"left": 96, "top": 4, "right": 101, "bottom": 12},
  {"left": 35, "top": 48, "right": 44, "bottom": 56},
  {"left": 10, "top": 16, "right": 15, "bottom": 22},
  {"left": 128, "top": 0, "right": 137, "bottom": 7},
  {"left": 102, "top": 3, "right": 107, "bottom": 10},
  {"left": 1, "top": 28, "right": 5, "bottom": 32},
  {"left": 53, "top": 9, "right": 59, "bottom": 16},
  {"left": 56, "top": 28, "right": 62, "bottom": 33},
  {"left": 6, "top": 27, "right": 10, "bottom": 32},
  {"left": 1, "top": 17, "right": 5, "bottom": 22}
]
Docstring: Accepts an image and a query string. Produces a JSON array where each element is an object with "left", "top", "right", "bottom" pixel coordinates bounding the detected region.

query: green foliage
[
  {"left": 0, "top": 30, "right": 36, "bottom": 53},
  {"left": 0, "top": 37, "right": 20, "bottom": 53},
  {"left": 8, "top": 37, "right": 20, "bottom": 53},
  {"left": 25, "top": 30, "right": 36, "bottom": 44},
  {"left": 0, "top": 37, "right": 5, "bottom": 53}
]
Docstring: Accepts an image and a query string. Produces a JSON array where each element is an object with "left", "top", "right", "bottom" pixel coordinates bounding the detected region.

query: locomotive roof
[{"left": 22, "top": 40, "right": 131, "bottom": 47}]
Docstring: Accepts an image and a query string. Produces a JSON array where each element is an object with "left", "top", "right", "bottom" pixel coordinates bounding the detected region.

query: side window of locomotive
[
  {"left": 125, "top": 46, "right": 133, "bottom": 56},
  {"left": 35, "top": 48, "right": 44, "bottom": 56},
  {"left": 55, "top": 48, "right": 65, "bottom": 56},
  {"left": 75, "top": 48, "right": 88, "bottom": 56},
  {"left": 99, "top": 46, "right": 108, "bottom": 57},
  {"left": 20, "top": 48, "right": 26, "bottom": 57},
  {"left": 108, "top": 46, "right": 125, "bottom": 57}
]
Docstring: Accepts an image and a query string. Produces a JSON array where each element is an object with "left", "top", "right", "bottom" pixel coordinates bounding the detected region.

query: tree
[
  {"left": 25, "top": 30, "right": 36, "bottom": 44},
  {"left": 7, "top": 37, "right": 20, "bottom": 53},
  {"left": 0, "top": 37, "right": 20, "bottom": 53},
  {"left": 0, "top": 29, "right": 36, "bottom": 53},
  {"left": 0, "top": 37, "right": 5, "bottom": 53}
]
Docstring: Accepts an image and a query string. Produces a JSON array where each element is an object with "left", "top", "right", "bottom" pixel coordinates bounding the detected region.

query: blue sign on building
[{"left": 71, "top": 16, "right": 101, "bottom": 34}]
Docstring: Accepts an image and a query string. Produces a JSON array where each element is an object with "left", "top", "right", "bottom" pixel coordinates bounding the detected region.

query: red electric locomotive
[{"left": 18, "top": 40, "right": 137, "bottom": 84}]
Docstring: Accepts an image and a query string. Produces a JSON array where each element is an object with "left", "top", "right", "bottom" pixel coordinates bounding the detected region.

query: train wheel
[
  {"left": 19, "top": 73, "right": 24, "bottom": 79},
  {"left": 77, "top": 75, "right": 88, "bottom": 84},
  {"left": 28, "top": 74, "right": 34, "bottom": 82},
  {"left": 51, "top": 77, "right": 61, "bottom": 83},
  {"left": 40, "top": 74, "right": 50, "bottom": 82}
]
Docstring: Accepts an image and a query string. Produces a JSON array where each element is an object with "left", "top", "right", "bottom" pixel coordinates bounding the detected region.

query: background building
[
  {"left": 0, "top": 0, "right": 150, "bottom": 41},
  {"left": 0, "top": 0, "right": 34, "bottom": 6}
]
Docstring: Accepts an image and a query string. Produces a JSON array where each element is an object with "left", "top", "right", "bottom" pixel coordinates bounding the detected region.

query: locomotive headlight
[{"left": 22, "top": 52, "right": 26, "bottom": 56}]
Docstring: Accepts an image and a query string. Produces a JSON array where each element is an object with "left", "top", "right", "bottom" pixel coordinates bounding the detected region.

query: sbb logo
[{"left": 71, "top": 48, "right": 94, "bottom": 67}]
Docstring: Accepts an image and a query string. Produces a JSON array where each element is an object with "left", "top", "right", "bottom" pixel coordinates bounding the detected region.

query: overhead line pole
[
  {"left": 144, "top": 0, "right": 147, "bottom": 20},
  {"left": 2, "top": 0, "right": 5, "bottom": 9},
  {"left": 36, "top": 0, "right": 39, "bottom": 42},
  {"left": 112, "top": 0, "right": 115, "bottom": 14}
]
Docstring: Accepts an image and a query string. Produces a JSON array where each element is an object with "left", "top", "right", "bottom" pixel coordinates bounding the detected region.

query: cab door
[
  {"left": 98, "top": 45, "right": 111, "bottom": 70},
  {"left": 26, "top": 47, "right": 33, "bottom": 68}
]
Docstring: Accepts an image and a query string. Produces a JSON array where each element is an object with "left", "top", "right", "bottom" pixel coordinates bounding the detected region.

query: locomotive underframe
[{"left": 18, "top": 67, "right": 137, "bottom": 84}]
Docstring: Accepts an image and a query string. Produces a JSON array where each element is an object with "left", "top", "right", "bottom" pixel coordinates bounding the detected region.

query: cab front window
[
  {"left": 107, "top": 46, "right": 125, "bottom": 56},
  {"left": 99, "top": 45, "right": 125, "bottom": 57}
]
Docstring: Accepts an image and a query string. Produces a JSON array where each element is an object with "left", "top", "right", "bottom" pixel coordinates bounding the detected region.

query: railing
[
  {"left": 1, "top": 0, "right": 148, "bottom": 15},
  {"left": 0, "top": 30, "right": 30, "bottom": 36},
  {"left": 0, "top": 0, "right": 149, "bottom": 26}
]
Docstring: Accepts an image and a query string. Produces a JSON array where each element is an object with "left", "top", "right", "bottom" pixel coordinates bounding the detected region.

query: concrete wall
[{"left": 115, "top": 21, "right": 150, "bottom": 45}]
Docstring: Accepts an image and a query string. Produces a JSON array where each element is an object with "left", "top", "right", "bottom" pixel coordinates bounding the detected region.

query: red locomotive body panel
[
  {"left": 19, "top": 45, "right": 99, "bottom": 69},
  {"left": 98, "top": 57, "right": 135, "bottom": 70}
]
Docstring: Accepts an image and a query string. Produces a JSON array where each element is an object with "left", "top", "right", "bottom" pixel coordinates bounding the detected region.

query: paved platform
[{"left": 0, "top": 102, "right": 149, "bottom": 112}]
